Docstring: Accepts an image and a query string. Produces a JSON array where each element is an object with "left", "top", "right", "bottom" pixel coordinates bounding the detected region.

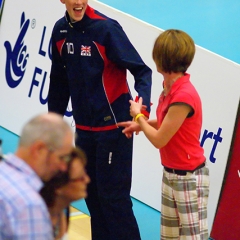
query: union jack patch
[{"left": 81, "top": 45, "right": 91, "bottom": 56}]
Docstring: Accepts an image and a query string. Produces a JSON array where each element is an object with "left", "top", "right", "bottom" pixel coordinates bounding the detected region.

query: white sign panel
[{"left": 0, "top": 0, "right": 239, "bottom": 231}]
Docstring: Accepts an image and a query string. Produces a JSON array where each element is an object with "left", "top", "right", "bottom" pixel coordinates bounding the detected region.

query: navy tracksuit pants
[{"left": 76, "top": 128, "right": 141, "bottom": 240}]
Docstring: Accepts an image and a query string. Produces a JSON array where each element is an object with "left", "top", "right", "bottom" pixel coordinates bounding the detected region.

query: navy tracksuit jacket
[{"left": 48, "top": 5, "right": 152, "bottom": 240}]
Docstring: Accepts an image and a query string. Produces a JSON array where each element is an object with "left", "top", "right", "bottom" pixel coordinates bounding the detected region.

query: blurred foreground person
[
  {"left": 40, "top": 147, "right": 90, "bottom": 240},
  {"left": 0, "top": 113, "right": 74, "bottom": 240}
]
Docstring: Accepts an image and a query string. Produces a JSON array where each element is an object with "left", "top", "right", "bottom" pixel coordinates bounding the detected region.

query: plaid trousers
[{"left": 161, "top": 166, "right": 210, "bottom": 240}]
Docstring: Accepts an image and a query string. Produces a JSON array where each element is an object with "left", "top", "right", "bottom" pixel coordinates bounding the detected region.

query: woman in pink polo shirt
[{"left": 119, "top": 29, "right": 210, "bottom": 239}]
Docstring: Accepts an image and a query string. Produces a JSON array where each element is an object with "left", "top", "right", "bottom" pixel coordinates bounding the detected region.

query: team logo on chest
[{"left": 81, "top": 45, "right": 91, "bottom": 56}]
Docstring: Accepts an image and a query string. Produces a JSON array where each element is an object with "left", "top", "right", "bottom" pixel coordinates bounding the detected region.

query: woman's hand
[
  {"left": 117, "top": 121, "right": 141, "bottom": 138},
  {"left": 129, "top": 97, "right": 143, "bottom": 118}
]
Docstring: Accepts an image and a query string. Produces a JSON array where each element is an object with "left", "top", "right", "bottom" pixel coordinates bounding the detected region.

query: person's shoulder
[
  {"left": 0, "top": 183, "right": 46, "bottom": 219},
  {"left": 55, "top": 15, "right": 66, "bottom": 25},
  {"left": 174, "top": 83, "right": 199, "bottom": 97},
  {"left": 53, "top": 16, "right": 67, "bottom": 32},
  {"left": 172, "top": 81, "right": 201, "bottom": 107},
  {"left": 88, "top": 7, "right": 121, "bottom": 28},
  {"left": 181, "top": 79, "right": 200, "bottom": 97},
  {"left": 51, "top": 17, "right": 68, "bottom": 41},
  {"left": 0, "top": 167, "right": 42, "bottom": 208}
]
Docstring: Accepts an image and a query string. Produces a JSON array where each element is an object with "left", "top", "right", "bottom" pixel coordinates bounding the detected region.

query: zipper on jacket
[{"left": 108, "top": 152, "right": 112, "bottom": 164}]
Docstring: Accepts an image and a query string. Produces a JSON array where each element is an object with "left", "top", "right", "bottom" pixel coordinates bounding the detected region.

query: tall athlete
[{"left": 48, "top": 0, "right": 152, "bottom": 239}]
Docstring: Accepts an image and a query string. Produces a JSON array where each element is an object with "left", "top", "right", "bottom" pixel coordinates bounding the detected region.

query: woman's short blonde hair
[{"left": 152, "top": 29, "right": 195, "bottom": 73}]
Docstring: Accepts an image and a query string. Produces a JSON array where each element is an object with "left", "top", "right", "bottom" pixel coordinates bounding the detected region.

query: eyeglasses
[
  {"left": 48, "top": 147, "right": 73, "bottom": 164},
  {"left": 58, "top": 153, "right": 73, "bottom": 164}
]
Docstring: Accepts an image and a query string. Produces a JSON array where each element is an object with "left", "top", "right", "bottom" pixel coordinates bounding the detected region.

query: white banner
[{"left": 0, "top": 0, "right": 239, "bottom": 231}]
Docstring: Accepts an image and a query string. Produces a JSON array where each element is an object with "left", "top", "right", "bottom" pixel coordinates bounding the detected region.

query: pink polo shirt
[{"left": 156, "top": 73, "right": 205, "bottom": 170}]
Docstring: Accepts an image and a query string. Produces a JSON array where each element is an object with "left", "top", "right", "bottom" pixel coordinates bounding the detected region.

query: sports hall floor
[{"left": 1, "top": 0, "right": 240, "bottom": 239}]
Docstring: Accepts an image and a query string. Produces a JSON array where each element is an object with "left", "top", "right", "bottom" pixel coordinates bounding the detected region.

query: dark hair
[{"left": 40, "top": 147, "right": 87, "bottom": 208}]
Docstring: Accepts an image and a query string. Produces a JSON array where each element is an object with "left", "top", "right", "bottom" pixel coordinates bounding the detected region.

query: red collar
[{"left": 163, "top": 73, "right": 190, "bottom": 96}]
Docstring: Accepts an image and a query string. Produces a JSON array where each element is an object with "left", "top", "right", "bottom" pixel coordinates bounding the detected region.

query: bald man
[{"left": 0, "top": 113, "right": 74, "bottom": 240}]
